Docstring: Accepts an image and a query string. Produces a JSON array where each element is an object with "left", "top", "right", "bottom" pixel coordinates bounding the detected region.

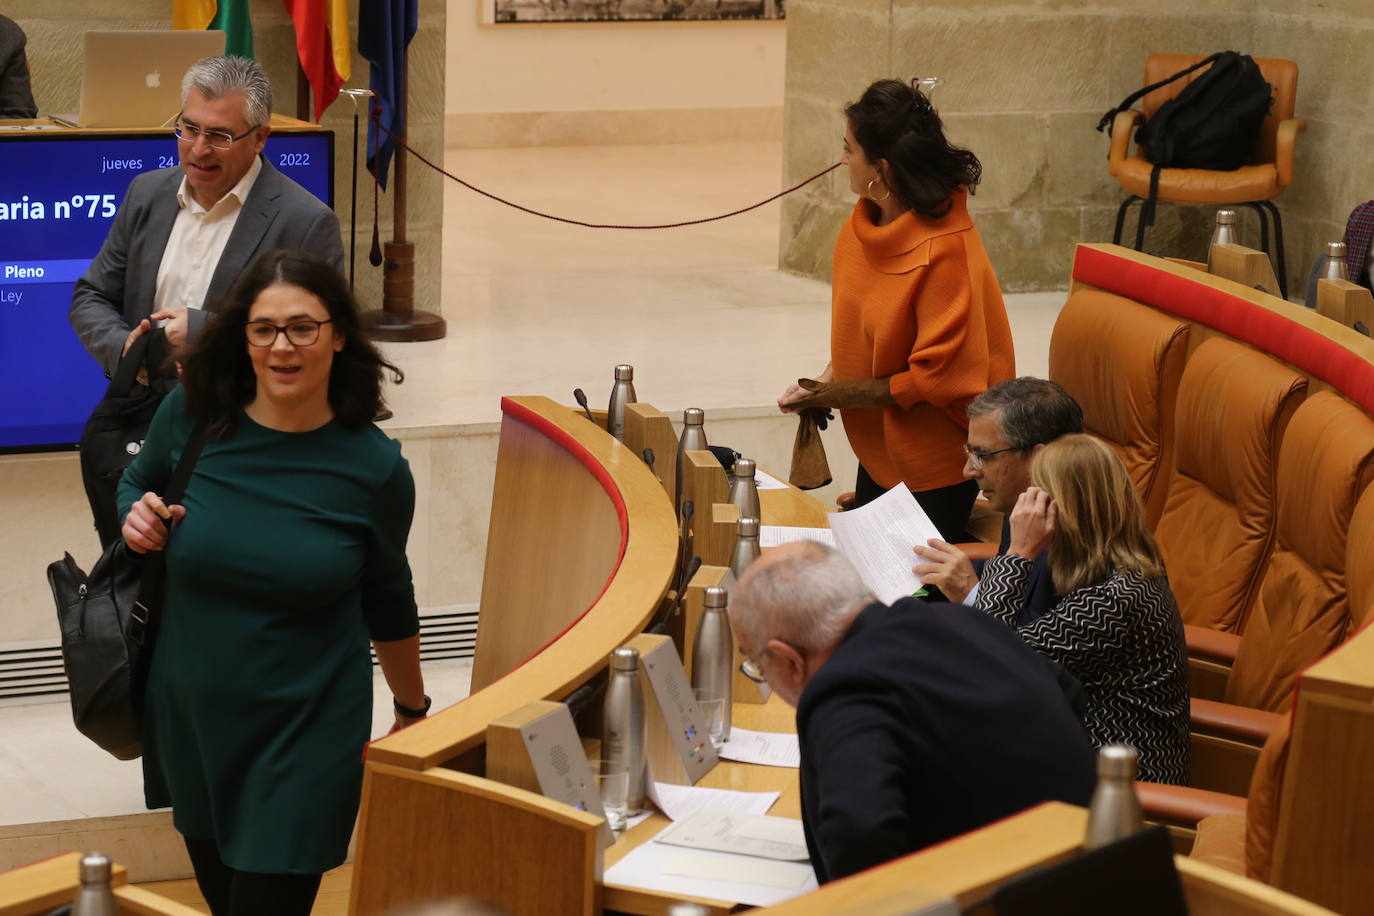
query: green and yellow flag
[{"left": 172, "top": 0, "right": 254, "bottom": 58}]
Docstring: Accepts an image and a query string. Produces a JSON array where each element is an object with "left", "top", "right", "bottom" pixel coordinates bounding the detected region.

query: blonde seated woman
[{"left": 974, "top": 434, "right": 1190, "bottom": 784}]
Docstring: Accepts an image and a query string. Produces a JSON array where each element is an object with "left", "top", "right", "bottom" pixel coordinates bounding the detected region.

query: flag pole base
[{"left": 361, "top": 240, "right": 447, "bottom": 342}]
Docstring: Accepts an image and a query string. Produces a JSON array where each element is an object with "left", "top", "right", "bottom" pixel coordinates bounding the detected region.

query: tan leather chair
[
  {"left": 1049, "top": 287, "right": 1189, "bottom": 530},
  {"left": 1156, "top": 338, "right": 1305, "bottom": 635},
  {"left": 1186, "top": 393, "right": 1374, "bottom": 796},
  {"left": 1225, "top": 391, "right": 1374, "bottom": 712},
  {"left": 1107, "top": 54, "right": 1305, "bottom": 297}
]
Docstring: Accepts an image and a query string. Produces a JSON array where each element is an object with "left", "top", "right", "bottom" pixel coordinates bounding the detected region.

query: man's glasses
[
  {"left": 174, "top": 114, "right": 260, "bottom": 151},
  {"left": 739, "top": 653, "right": 767, "bottom": 684},
  {"left": 245, "top": 319, "right": 333, "bottom": 348},
  {"left": 963, "top": 443, "right": 1020, "bottom": 470}
]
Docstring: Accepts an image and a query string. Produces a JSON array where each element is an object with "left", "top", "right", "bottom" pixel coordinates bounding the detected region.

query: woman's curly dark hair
[
  {"left": 844, "top": 79, "right": 982, "bottom": 221},
  {"left": 179, "top": 249, "right": 403, "bottom": 438}
]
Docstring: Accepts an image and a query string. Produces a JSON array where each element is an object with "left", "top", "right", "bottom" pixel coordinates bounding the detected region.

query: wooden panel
[
  {"left": 761, "top": 486, "right": 830, "bottom": 527},
  {"left": 350, "top": 764, "right": 602, "bottom": 916},
  {"left": 367, "top": 397, "right": 677, "bottom": 771},
  {"left": 623, "top": 403, "right": 677, "bottom": 505},
  {"left": 0, "top": 853, "right": 126, "bottom": 916},
  {"left": 486, "top": 699, "right": 566, "bottom": 795},
  {"left": 1210, "top": 243, "right": 1281, "bottom": 296},
  {"left": 1190, "top": 734, "right": 1261, "bottom": 798},
  {"left": 682, "top": 451, "right": 729, "bottom": 560},
  {"left": 472, "top": 411, "right": 624, "bottom": 690},
  {"left": 705, "top": 502, "right": 739, "bottom": 568},
  {"left": 759, "top": 803, "right": 1088, "bottom": 914},
  {"left": 112, "top": 885, "right": 209, "bottom": 916},
  {"left": 1315, "top": 278, "right": 1374, "bottom": 333},
  {"left": 1190, "top": 657, "right": 1231, "bottom": 703},
  {"left": 1176, "top": 858, "right": 1341, "bottom": 916},
  {"left": 1269, "top": 626, "right": 1374, "bottom": 914}
]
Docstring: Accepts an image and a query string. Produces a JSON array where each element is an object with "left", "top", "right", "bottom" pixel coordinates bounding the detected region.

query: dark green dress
[{"left": 118, "top": 387, "right": 419, "bottom": 874}]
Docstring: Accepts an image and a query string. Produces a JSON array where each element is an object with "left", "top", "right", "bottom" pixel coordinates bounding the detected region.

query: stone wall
[
  {"left": 779, "top": 0, "right": 1359, "bottom": 296},
  {"left": 9, "top": 0, "right": 446, "bottom": 319}
]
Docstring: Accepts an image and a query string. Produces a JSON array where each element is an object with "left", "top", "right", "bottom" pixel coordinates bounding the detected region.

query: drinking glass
[
  {"left": 693, "top": 688, "right": 726, "bottom": 751},
  {"left": 590, "top": 759, "right": 629, "bottom": 835}
]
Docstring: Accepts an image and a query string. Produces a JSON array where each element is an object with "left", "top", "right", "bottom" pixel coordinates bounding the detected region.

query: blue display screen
[{"left": 0, "top": 130, "right": 334, "bottom": 452}]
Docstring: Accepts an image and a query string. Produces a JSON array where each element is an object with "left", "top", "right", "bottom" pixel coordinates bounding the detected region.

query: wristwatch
[{"left": 393, "top": 694, "right": 432, "bottom": 718}]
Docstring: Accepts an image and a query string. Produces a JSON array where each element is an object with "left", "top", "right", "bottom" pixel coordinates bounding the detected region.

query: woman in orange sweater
[{"left": 781, "top": 79, "right": 1015, "bottom": 540}]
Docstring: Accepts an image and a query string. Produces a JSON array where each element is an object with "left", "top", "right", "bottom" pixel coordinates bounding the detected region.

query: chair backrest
[
  {"left": 1226, "top": 392, "right": 1374, "bottom": 711},
  {"left": 1243, "top": 712, "right": 1292, "bottom": 883},
  {"left": 1154, "top": 338, "right": 1307, "bottom": 632},
  {"left": 1344, "top": 486, "right": 1374, "bottom": 634},
  {"left": 1049, "top": 288, "right": 1189, "bottom": 529},
  {"left": 1141, "top": 54, "right": 1299, "bottom": 165}
]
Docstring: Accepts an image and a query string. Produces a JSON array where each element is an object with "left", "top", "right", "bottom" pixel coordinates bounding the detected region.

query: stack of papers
[
  {"left": 647, "top": 780, "right": 779, "bottom": 822},
  {"left": 718, "top": 727, "right": 800, "bottom": 768}
]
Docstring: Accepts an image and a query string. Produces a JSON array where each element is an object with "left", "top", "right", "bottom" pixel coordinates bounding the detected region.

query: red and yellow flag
[
  {"left": 281, "top": 0, "right": 351, "bottom": 119},
  {"left": 171, "top": 0, "right": 255, "bottom": 58}
]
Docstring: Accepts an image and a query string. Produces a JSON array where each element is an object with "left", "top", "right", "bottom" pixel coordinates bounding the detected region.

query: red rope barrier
[{"left": 368, "top": 113, "right": 841, "bottom": 230}]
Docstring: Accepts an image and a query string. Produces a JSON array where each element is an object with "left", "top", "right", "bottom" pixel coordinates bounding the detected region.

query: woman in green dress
[{"left": 119, "top": 249, "right": 428, "bottom": 916}]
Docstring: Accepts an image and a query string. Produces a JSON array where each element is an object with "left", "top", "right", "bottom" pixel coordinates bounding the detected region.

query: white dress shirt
[{"left": 153, "top": 156, "right": 263, "bottom": 315}]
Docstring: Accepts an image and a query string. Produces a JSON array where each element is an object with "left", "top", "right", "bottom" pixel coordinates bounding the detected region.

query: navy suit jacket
[
  {"left": 972, "top": 517, "right": 1060, "bottom": 625},
  {"left": 70, "top": 158, "right": 343, "bottom": 375},
  {"left": 796, "top": 600, "right": 1096, "bottom": 884}
]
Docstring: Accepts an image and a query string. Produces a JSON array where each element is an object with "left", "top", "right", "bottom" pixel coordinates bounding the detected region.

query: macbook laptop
[{"left": 55, "top": 30, "right": 226, "bottom": 128}]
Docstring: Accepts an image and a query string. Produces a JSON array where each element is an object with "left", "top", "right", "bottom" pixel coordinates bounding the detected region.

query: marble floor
[{"left": 0, "top": 137, "right": 1067, "bottom": 865}]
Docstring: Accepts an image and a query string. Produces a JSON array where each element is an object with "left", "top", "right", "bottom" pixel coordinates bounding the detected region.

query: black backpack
[
  {"left": 79, "top": 329, "right": 178, "bottom": 548},
  {"left": 1097, "top": 52, "right": 1274, "bottom": 229}
]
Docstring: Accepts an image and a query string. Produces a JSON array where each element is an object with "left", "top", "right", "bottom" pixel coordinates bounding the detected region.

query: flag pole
[{"left": 360, "top": 34, "right": 445, "bottom": 342}]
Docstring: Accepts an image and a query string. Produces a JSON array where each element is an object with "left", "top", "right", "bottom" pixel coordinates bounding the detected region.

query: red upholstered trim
[
  {"left": 1073, "top": 247, "right": 1374, "bottom": 414},
  {"left": 497, "top": 397, "right": 631, "bottom": 665}
]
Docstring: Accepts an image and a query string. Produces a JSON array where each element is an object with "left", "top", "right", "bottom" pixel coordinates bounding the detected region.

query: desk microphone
[
  {"left": 572, "top": 388, "right": 595, "bottom": 423},
  {"left": 643, "top": 448, "right": 655, "bottom": 472}
]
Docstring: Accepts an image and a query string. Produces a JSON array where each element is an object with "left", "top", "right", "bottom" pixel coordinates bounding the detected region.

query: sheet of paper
[
  {"left": 754, "top": 468, "right": 790, "bottom": 490},
  {"left": 604, "top": 833, "right": 817, "bottom": 907},
  {"left": 827, "top": 483, "right": 943, "bottom": 603},
  {"left": 647, "top": 780, "right": 780, "bottom": 822},
  {"left": 758, "top": 525, "right": 837, "bottom": 549},
  {"left": 653, "top": 808, "right": 810, "bottom": 861},
  {"left": 717, "top": 727, "right": 800, "bottom": 769}
]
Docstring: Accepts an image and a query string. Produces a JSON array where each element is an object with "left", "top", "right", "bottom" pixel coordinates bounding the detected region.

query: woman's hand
[
  {"left": 1008, "top": 486, "right": 1056, "bottom": 559},
  {"left": 122, "top": 491, "right": 186, "bottom": 554},
  {"left": 779, "top": 363, "right": 835, "bottom": 413}
]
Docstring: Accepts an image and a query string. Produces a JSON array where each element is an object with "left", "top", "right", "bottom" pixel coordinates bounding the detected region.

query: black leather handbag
[{"left": 48, "top": 419, "right": 206, "bottom": 760}]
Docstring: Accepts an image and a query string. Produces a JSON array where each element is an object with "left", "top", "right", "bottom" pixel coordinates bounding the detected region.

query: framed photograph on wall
[{"left": 481, "top": 0, "right": 784, "bottom": 23}]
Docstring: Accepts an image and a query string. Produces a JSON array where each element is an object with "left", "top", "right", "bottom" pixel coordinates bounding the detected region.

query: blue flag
[{"left": 358, "top": 0, "right": 417, "bottom": 190}]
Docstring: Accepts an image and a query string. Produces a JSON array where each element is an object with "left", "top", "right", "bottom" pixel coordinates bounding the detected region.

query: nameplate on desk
[{"left": 625, "top": 633, "right": 717, "bottom": 785}]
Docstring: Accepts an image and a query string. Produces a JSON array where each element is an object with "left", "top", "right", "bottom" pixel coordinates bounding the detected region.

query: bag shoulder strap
[
  {"left": 108, "top": 330, "right": 155, "bottom": 397},
  {"left": 164, "top": 419, "right": 209, "bottom": 506},
  {"left": 1096, "top": 51, "right": 1226, "bottom": 133},
  {"left": 136, "top": 418, "right": 209, "bottom": 607}
]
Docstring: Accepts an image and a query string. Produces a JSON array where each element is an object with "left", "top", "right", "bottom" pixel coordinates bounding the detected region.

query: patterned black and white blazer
[{"left": 975, "top": 555, "right": 1191, "bottom": 785}]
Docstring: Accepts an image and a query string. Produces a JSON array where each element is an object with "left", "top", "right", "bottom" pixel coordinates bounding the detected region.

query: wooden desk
[{"left": 0, "top": 852, "right": 202, "bottom": 916}]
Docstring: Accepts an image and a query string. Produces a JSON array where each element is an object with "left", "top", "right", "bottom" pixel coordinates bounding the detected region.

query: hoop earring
[{"left": 866, "top": 177, "right": 892, "bottom": 203}]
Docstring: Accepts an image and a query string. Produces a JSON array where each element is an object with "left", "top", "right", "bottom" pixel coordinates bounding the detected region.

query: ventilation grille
[{"left": 0, "top": 606, "right": 478, "bottom": 704}]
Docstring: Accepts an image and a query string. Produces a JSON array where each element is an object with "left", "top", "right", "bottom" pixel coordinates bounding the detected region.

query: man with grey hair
[
  {"left": 730, "top": 541, "right": 1095, "bottom": 883},
  {"left": 913, "top": 377, "right": 1083, "bottom": 621},
  {"left": 71, "top": 55, "right": 343, "bottom": 376}
]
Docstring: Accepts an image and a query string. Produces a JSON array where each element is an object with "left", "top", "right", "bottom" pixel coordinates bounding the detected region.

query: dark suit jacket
[
  {"left": 796, "top": 600, "right": 1096, "bottom": 884},
  {"left": 0, "top": 15, "right": 36, "bottom": 119},
  {"left": 70, "top": 158, "right": 344, "bottom": 375},
  {"left": 971, "top": 517, "right": 1059, "bottom": 625}
]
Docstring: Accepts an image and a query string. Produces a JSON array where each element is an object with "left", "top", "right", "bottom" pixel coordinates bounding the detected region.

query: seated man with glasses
[
  {"left": 70, "top": 54, "right": 343, "bottom": 378},
  {"left": 912, "top": 377, "right": 1083, "bottom": 623},
  {"left": 730, "top": 541, "right": 1095, "bottom": 884}
]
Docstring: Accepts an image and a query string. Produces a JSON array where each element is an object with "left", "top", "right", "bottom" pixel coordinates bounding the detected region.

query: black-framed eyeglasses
[
  {"left": 174, "top": 113, "right": 260, "bottom": 151},
  {"left": 963, "top": 443, "right": 1020, "bottom": 470},
  {"left": 245, "top": 319, "right": 333, "bottom": 348}
]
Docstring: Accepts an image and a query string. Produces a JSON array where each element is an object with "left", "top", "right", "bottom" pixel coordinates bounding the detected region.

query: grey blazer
[{"left": 70, "top": 158, "right": 344, "bottom": 376}]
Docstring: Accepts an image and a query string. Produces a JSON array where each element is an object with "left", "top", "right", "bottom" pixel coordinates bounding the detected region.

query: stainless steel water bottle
[
  {"left": 675, "top": 407, "right": 708, "bottom": 514},
  {"left": 1320, "top": 241, "right": 1350, "bottom": 283},
  {"left": 1206, "top": 209, "right": 1238, "bottom": 271},
  {"left": 1083, "top": 744, "right": 1145, "bottom": 850},
  {"left": 607, "top": 364, "right": 637, "bottom": 442},
  {"left": 604, "top": 647, "right": 647, "bottom": 814},
  {"left": 71, "top": 853, "right": 118, "bottom": 916},
  {"left": 691, "top": 585, "right": 733, "bottom": 742},
  {"left": 729, "top": 457, "right": 762, "bottom": 523},
  {"left": 730, "top": 517, "right": 762, "bottom": 582}
]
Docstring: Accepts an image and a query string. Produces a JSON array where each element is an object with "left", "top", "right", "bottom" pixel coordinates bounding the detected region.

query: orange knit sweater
[{"left": 830, "top": 191, "right": 1015, "bottom": 492}]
